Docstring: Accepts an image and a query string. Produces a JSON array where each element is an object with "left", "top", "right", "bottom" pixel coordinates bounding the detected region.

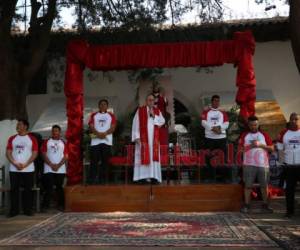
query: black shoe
[
  {"left": 57, "top": 206, "right": 65, "bottom": 212},
  {"left": 240, "top": 204, "right": 250, "bottom": 213},
  {"left": 136, "top": 179, "right": 149, "bottom": 185},
  {"left": 151, "top": 179, "right": 159, "bottom": 185},
  {"left": 262, "top": 204, "right": 273, "bottom": 213}
]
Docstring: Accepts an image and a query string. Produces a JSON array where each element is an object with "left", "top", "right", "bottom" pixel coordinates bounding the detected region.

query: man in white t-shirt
[
  {"left": 88, "top": 99, "right": 116, "bottom": 184},
  {"left": 239, "top": 116, "right": 274, "bottom": 213},
  {"left": 6, "top": 119, "right": 38, "bottom": 217},
  {"left": 277, "top": 113, "right": 300, "bottom": 218},
  {"left": 41, "top": 125, "right": 68, "bottom": 211},
  {"left": 201, "top": 95, "right": 229, "bottom": 182}
]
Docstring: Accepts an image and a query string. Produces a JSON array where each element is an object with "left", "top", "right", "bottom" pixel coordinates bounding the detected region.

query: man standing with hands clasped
[
  {"left": 88, "top": 99, "right": 116, "bottom": 184},
  {"left": 6, "top": 119, "right": 38, "bottom": 217},
  {"left": 41, "top": 125, "right": 68, "bottom": 211}
]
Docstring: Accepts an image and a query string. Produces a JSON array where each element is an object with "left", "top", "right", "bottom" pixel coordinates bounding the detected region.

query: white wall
[
  {"left": 82, "top": 70, "right": 137, "bottom": 117},
  {"left": 254, "top": 41, "right": 300, "bottom": 117},
  {"left": 168, "top": 41, "right": 300, "bottom": 118},
  {"left": 0, "top": 120, "right": 17, "bottom": 193}
]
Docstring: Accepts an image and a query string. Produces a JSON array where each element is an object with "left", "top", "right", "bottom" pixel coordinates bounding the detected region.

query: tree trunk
[
  {"left": 290, "top": 0, "right": 300, "bottom": 74},
  {"left": 0, "top": 66, "right": 29, "bottom": 120},
  {"left": 0, "top": 0, "right": 56, "bottom": 121},
  {"left": 0, "top": 42, "right": 30, "bottom": 120}
]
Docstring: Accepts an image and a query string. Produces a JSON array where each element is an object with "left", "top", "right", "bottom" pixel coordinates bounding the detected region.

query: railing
[{"left": 84, "top": 144, "right": 240, "bottom": 185}]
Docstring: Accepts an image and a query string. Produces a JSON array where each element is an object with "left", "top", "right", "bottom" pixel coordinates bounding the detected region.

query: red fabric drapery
[{"left": 64, "top": 31, "right": 256, "bottom": 185}]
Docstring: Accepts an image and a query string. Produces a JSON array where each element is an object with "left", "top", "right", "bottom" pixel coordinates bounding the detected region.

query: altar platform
[{"left": 65, "top": 184, "right": 243, "bottom": 212}]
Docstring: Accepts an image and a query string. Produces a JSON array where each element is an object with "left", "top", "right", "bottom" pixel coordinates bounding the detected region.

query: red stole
[{"left": 139, "top": 106, "right": 160, "bottom": 165}]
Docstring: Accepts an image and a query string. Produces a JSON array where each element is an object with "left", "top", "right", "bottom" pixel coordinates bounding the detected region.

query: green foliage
[
  {"left": 113, "top": 114, "right": 127, "bottom": 139},
  {"left": 189, "top": 114, "right": 205, "bottom": 149},
  {"left": 127, "top": 68, "right": 164, "bottom": 84},
  {"left": 226, "top": 104, "right": 242, "bottom": 144}
]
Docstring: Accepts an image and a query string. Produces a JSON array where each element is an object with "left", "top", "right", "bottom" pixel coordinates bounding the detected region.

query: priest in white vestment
[{"left": 132, "top": 94, "right": 165, "bottom": 183}]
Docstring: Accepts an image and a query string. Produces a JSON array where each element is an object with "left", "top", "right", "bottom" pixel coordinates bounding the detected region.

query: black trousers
[
  {"left": 42, "top": 173, "right": 65, "bottom": 209},
  {"left": 89, "top": 143, "right": 111, "bottom": 184},
  {"left": 9, "top": 171, "right": 34, "bottom": 215},
  {"left": 203, "top": 137, "right": 227, "bottom": 181},
  {"left": 285, "top": 166, "right": 300, "bottom": 214}
]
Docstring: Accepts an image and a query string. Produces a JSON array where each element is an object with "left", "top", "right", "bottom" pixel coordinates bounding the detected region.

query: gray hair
[
  {"left": 145, "top": 93, "right": 155, "bottom": 100},
  {"left": 290, "top": 112, "right": 299, "bottom": 120}
]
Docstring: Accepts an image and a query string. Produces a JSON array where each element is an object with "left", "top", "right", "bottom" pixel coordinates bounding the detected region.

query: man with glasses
[{"left": 132, "top": 94, "right": 165, "bottom": 184}]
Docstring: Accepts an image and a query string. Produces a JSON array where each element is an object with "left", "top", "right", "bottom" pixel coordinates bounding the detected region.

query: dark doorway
[{"left": 174, "top": 98, "right": 191, "bottom": 128}]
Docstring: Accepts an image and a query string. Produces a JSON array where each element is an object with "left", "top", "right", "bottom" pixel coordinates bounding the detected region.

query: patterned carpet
[
  {"left": 0, "top": 212, "right": 278, "bottom": 247},
  {"left": 260, "top": 224, "right": 300, "bottom": 250}
]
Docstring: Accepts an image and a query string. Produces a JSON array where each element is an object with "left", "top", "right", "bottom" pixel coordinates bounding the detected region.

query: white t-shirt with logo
[
  {"left": 6, "top": 134, "right": 38, "bottom": 172},
  {"left": 239, "top": 130, "right": 273, "bottom": 168},
  {"left": 41, "top": 138, "right": 68, "bottom": 174},
  {"left": 201, "top": 108, "right": 229, "bottom": 139},
  {"left": 277, "top": 128, "right": 300, "bottom": 165},
  {"left": 88, "top": 111, "right": 116, "bottom": 146}
]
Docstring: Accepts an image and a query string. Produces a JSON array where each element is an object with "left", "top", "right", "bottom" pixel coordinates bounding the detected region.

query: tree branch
[
  {"left": 23, "top": 0, "right": 57, "bottom": 81},
  {"left": 0, "top": 0, "right": 18, "bottom": 38},
  {"left": 124, "top": 0, "right": 133, "bottom": 15},
  {"left": 79, "top": 0, "right": 86, "bottom": 32},
  {"left": 107, "top": 0, "right": 127, "bottom": 22},
  {"left": 29, "top": 0, "right": 42, "bottom": 32},
  {"left": 290, "top": 0, "right": 300, "bottom": 73},
  {"left": 169, "top": 0, "right": 175, "bottom": 25}
]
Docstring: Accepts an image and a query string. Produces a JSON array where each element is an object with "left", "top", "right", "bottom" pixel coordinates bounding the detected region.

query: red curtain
[{"left": 64, "top": 31, "right": 256, "bottom": 185}]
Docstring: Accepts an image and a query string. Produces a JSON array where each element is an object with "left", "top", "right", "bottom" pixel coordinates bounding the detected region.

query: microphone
[
  {"left": 265, "top": 5, "right": 276, "bottom": 11},
  {"left": 149, "top": 107, "right": 154, "bottom": 118}
]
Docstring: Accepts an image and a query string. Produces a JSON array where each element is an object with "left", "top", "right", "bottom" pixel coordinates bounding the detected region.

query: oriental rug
[
  {"left": 0, "top": 212, "right": 277, "bottom": 247},
  {"left": 259, "top": 224, "right": 300, "bottom": 250}
]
